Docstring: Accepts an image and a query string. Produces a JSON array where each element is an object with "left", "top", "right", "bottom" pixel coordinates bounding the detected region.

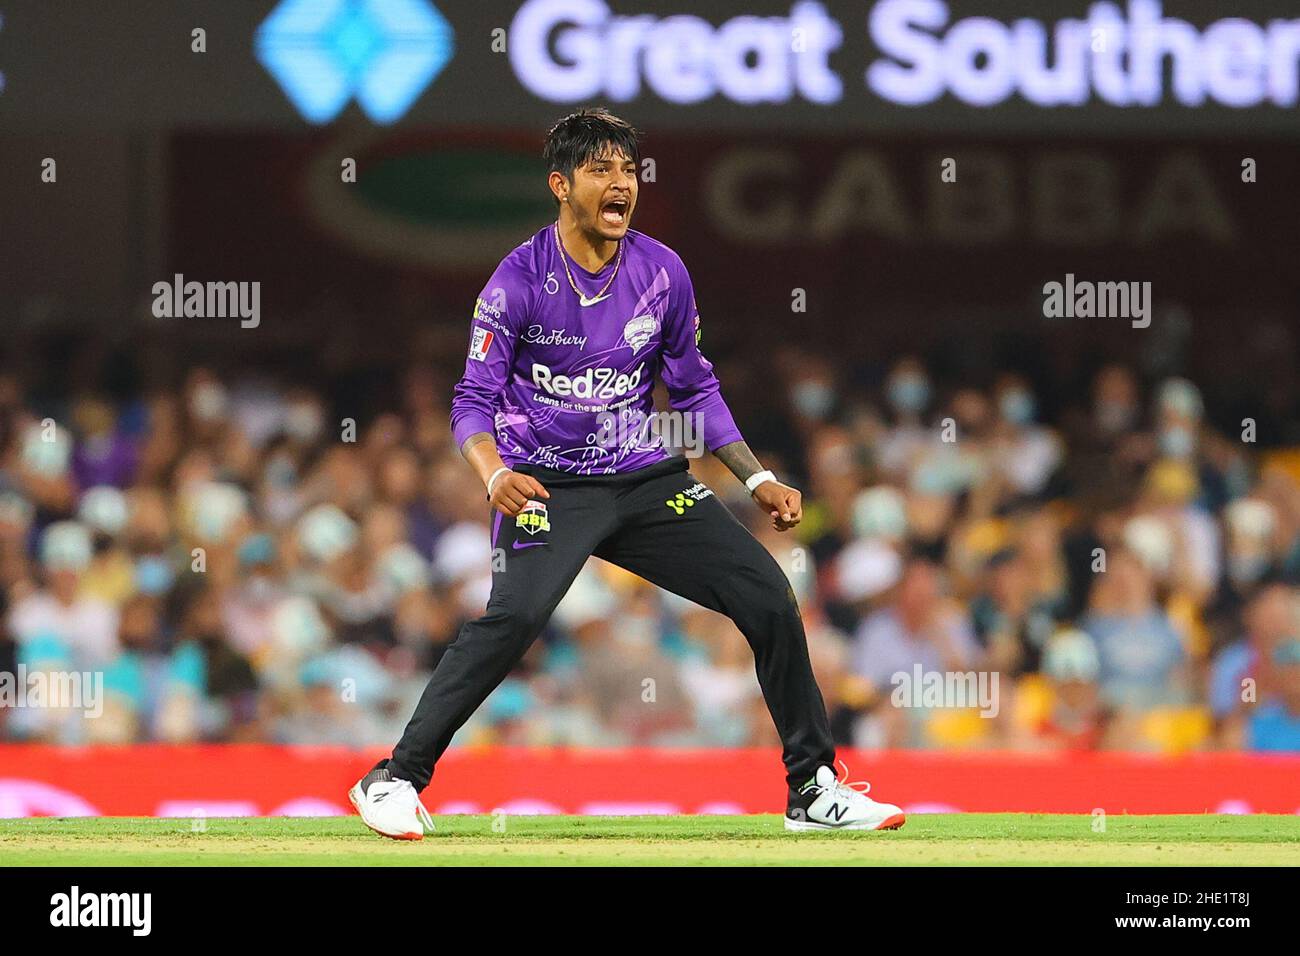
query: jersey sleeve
[
  {"left": 450, "top": 261, "right": 527, "bottom": 449},
  {"left": 659, "top": 257, "right": 744, "bottom": 451}
]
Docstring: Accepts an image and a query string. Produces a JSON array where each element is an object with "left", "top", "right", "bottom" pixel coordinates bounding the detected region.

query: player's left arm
[{"left": 659, "top": 257, "right": 802, "bottom": 532}]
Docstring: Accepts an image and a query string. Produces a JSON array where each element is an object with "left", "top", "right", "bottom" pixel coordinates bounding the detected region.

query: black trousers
[{"left": 388, "top": 457, "right": 835, "bottom": 793}]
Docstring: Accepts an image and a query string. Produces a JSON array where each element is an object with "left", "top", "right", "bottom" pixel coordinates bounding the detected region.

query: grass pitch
[{"left": 1, "top": 814, "right": 1296, "bottom": 866}]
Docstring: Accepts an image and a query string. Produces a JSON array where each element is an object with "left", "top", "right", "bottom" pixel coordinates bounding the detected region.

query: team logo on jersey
[
  {"left": 516, "top": 500, "right": 550, "bottom": 536},
  {"left": 469, "top": 327, "right": 494, "bottom": 362},
  {"left": 622, "top": 315, "right": 658, "bottom": 355}
]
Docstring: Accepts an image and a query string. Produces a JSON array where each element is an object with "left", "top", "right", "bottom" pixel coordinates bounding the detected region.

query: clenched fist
[
  {"left": 752, "top": 480, "right": 802, "bottom": 532},
  {"left": 489, "top": 470, "right": 550, "bottom": 517}
]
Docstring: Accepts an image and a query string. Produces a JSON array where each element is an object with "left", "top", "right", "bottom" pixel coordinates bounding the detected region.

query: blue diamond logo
[{"left": 256, "top": 0, "right": 454, "bottom": 124}]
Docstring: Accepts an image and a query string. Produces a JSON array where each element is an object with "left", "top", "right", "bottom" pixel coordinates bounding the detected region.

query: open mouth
[{"left": 601, "top": 198, "right": 630, "bottom": 225}]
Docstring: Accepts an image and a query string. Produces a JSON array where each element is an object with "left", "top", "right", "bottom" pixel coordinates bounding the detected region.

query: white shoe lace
[
  {"left": 392, "top": 779, "right": 436, "bottom": 830},
  {"left": 799, "top": 760, "right": 874, "bottom": 805}
]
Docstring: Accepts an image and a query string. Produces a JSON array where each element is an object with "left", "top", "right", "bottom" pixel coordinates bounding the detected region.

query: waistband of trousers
[{"left": 512, "top": 455, "right": 689, "bottom": 488}]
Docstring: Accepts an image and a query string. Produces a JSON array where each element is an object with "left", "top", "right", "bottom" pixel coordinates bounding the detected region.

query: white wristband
[
  {"left": 745, "top": 470, "right": 777, "bottom": 494},
  {"left": 485, "top": 467, "right": 511, "bottom": 498}
]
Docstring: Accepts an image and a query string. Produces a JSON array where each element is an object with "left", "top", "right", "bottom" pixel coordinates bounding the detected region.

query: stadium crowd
[{"left": 2, "top": 351, "right": 1299, "bottom": 753}]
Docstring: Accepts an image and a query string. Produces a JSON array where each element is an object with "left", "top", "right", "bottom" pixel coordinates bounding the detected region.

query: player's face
[{"left": 568, "top": 148, "right": 638, "bottom": 241}]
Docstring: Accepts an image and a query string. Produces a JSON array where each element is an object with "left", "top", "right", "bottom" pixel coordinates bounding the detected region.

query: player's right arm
[
  {"left": 460, "top": 431, "right": 548, "bottom": 516},
  {"left": 450, "top": 268, "right": 548, "bottom": 516}
]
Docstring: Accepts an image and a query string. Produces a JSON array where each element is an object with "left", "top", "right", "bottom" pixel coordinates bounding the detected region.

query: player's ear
[{"left": 548, "top": 170, "right": 570, "bottom": 205}]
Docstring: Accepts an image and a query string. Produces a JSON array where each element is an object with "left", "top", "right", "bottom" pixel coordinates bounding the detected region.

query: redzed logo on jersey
[{"left": 469, "top": 327, "right": 494, "bottom": 362}]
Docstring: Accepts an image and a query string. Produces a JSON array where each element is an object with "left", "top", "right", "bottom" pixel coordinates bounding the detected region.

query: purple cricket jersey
[{"left": 450, "top": 224, "right": 743, "bottom": 475}]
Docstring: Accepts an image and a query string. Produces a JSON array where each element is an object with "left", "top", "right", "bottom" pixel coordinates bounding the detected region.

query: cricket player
[{"left": 351, "top": 109, "right": 904, "bottom": 838}]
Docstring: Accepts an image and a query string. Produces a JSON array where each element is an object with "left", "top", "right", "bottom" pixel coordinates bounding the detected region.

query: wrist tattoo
[{"left": 714, "top": 441, "right": 764, "bottom": 484}]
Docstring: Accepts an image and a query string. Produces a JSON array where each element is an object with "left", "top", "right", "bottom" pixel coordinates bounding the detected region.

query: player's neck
[{"left": 557, "top": 215, "right": 618, "bottom": 273}]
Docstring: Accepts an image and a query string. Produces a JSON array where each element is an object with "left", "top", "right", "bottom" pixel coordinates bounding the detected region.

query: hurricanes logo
[
  {"left": 666, "top": 482, "right": 714, "bottom": 515},
  {"left": 516, "top": 500, "right": 550, "bottom": 535},
  {"left": 622, "top": 315, "right": 658, "bottom": 354}
]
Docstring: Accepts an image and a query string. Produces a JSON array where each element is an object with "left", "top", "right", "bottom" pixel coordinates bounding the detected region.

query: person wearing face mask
[
  {"left": 1153, "top": 379, "right": 1203, "bottom": 468},
  {"left": 789, "top": 372, "right": 837, "bottom": 425},
  {"left": 1090, "top": 365, "right": 1141, "bottom": 441},
  {"left": 886, "top": 360, "right": 931, "bottom": 422},
  {"left": 220, "top": 533, "right": 285, "bottom": 661},
  {"left": 1152, "top": 377, "right": 1239, "bottom": 514},
  {"left": 876, "top": 357, "right": 933, "bottom": 482},
  {"left": 283, "top": 390, "right": 327, "bottom": 447},
  {"left": 184, "top": 368, "right": 230, "bottom": 440},
  {"left": 991, "top": 376, "right": 1063, "bottom": 499}
]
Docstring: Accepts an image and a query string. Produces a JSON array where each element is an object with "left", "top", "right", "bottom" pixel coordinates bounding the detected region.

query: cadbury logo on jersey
[{"left": 532, "top": 362, "right": 644, "bottom": 400}]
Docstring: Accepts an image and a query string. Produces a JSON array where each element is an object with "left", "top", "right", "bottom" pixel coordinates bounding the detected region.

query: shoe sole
[
  {"left": 348, "top": 784, "right": 424, "bottom": 841},
  {"left": 784, "top": 812, "right": 907, "bottom": 832}
]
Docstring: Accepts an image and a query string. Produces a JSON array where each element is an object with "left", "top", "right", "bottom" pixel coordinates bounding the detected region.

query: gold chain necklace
[{"left": 553, "top": 221, "right": 621, "bottom": 303}]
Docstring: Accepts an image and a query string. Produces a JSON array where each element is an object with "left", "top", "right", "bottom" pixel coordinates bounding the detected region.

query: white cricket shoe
[
  {"left": 784, "top": 762, "right": 906, "bottom": 832},
  {"left": 349, "top": 766, "right": 435, "bottom": 840}
]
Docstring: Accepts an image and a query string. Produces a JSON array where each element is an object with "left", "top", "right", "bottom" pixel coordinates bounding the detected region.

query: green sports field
[{"left": 0, "top": 814, "right": 1297, "bottom": 866}]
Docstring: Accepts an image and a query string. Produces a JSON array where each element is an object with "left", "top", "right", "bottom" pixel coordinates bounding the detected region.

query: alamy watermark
[
  {"left": 0, "top": 666, "right": 104, "bottom": 718},
  {"left": 1042, "top": 274, "right": 1151, "bottom": 328},
  {"left": 890, "top": 665, "right": 1000, "bottom": 718},
  {"left": 592, "top": 409, "right": 705, "bottom": 458},
  {"left": 151, "top": 273, "right": 260, "bottom": 328},
  {"left": 50, "top": 886, "right": 151, "bottom": 936}
]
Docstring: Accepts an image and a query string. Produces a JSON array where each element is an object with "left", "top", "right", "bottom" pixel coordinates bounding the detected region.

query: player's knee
[
  {"left": 732, "top": 575, "right": 802, "bottom": 633},
  {"left": 480, "top": 604, "right": 548, "bottom": 644}
]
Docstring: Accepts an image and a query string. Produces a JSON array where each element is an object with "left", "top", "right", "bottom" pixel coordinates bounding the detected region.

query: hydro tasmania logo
[
  {"left": 666, "top": 482, "right": 715, "bottom": 515},
  {"left": 256, "top": 0, "right": 455, "bottom": 124}
]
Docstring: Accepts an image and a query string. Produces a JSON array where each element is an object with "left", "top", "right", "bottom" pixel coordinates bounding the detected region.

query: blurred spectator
[
  {"left": 1245, "top": 640, "right": 1300, "bottom": 751},
  {"left": 1010, "top": 628, "right": 1106, "bottom": 751},
  {"left": 9, "top": 522, "right": 119, "bottom": 667},
  {"left": 853, "top": 559, "right": 980, "bottom": 687},
  {"left": 1081, "top": 549, "right": 1189, "bottom": 712}
]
